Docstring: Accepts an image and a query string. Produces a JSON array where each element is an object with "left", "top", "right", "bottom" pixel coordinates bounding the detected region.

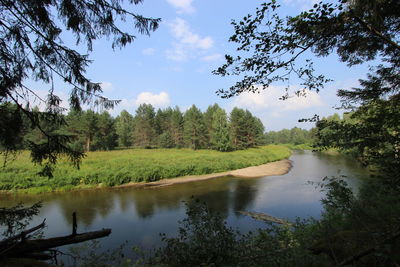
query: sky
[{"left": 30, "top": 0, "right": 370, "bottom": 131}]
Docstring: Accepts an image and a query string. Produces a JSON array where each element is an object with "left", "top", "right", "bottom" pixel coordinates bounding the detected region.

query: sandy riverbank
[{"left": 115, "top": 159, "right": 292, "bottom": 189}]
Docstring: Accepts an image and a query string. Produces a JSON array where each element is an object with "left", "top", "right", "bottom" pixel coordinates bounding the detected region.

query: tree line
[
  {"left": 2, "top": 103, "right": 265, "bottom": 153},
  {"left": 263, "top": 127, "right": 316, "bottom": 145}
]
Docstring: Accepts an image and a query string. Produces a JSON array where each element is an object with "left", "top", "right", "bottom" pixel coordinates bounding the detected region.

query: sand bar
[{"left": 116, "top": 159, "right": 292, "bottom": 189}]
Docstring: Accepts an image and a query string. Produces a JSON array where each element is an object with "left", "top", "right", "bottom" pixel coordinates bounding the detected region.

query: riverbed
[{"left": 0, "top": 150, "right": 368, "bottom": 262}]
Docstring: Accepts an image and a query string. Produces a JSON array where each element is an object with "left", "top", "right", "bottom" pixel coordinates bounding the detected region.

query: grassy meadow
[{"left": 0, "top": 145, "right": 291, "bottom": 193}]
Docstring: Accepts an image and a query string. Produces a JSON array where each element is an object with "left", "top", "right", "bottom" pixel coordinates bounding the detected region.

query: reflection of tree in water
[
  {"left": 129, "top": 177, "right": 235, "bottom": 219},
  {"left": 56, "top": 190, "right": 116, "bottom": 227},
  {"left": 4, "top": 175, "right": 261, "bottom": 228},
  {"left": 232, "top": 178, "right": 259, "bottom": 214},
  {"left": 196, "top": 188, "right": 231, "bottom": 218}
]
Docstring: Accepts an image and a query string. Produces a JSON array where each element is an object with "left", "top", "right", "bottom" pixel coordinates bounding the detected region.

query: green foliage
[
  {"left": 141, "top": 175, "right": 400, "bottom": 266},
  {"left": 229, "top": 107, "right": 264, "bottom": 150},
  {"left": 148, "top": 199, "right": 240, "bottom": 266},
  {"left": 210, "top": 108, "right": 231, "bottom": 151},
  {"left": 143, "top": 199, "right": 327, "bottom": 267},
  {"left": 0, "top": 0, "right": 160, "bottom": 175},
  {"left": 92, "top": 111, "right": 118, "bottom": 151},
  {"left": 183, "top": 105, "right": 206, "bottom": 150},
  {"left": 0, "top": 203, "right": 42, "bottom": 238},
  {"left": 214, "top": 0, "right": 399, "bottom": 99},
  {"left": 315, "top": 99, "right": 400, "bottom": 169},
  {"left": 67, "top": 240, "right": 131, "bottom": 267},
  {"left": 115, "top": 110, "right": 134, "bottom": 147},
  {"left": 133, "top": 104, "right": 157, "bottom": 148},
  {"left": 263, "top": 127, "right": 315, "bottom": 148},
  {"left": 0, "top": 145, "right": 291, "bottom": 192}
]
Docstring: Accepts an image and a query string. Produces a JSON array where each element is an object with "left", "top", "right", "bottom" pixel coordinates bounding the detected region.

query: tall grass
[{"left": 0, "top": 145, "right": 291, "bottom": 193}]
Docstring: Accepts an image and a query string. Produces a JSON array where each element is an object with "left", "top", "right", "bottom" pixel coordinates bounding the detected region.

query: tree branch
[{"left": 349, "top": 10, "right": 400, "bottom": 51}]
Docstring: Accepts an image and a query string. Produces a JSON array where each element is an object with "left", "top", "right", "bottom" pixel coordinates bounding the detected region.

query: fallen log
[
  {"left": 3, "top": 228, "right": 111, "bottom": 258},
  {"left": 238, "top": 210, "right": 292, "bottom": 226},
  {"left": 0, "top": 219, "right": 46, "bottom": 248}
]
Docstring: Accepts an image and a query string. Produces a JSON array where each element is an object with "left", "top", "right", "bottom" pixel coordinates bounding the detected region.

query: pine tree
[
  {"left": 170, "top": 107, "right": 184, "bottom": 148},
  {"left": 210, "top": 109, "right": 231, "bottom": 151},
  {"left": 229, "top": 108, "right": 248, "bottom": 150},
  {"left": 133, "top": 104, "right": 156, "bottom": 148},
  {"left": 115, "top": 110, "right": 134, "bottom": 147},
  {"left": 183, "top": 105, "right": 206, "bottom": 150},
  {"left": 93, "top": 111, "right": 117, "bottom": 150},
  {"left": 0, "top": 0, "right": 160, "bottom": 174},
  {"left": 203, "top": 104, "right": 223, "bottom": 148}
]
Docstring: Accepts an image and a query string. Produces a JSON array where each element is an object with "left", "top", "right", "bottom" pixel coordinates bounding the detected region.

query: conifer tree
[
  {"left": 229, "top": 108, "right": 248, "bottom": 150},
  {"left": 133, "top": 104, "right": 156, "bottom": 148},
  {"left": 210, "top": 109, "right": 231, "bottom": 151},
  {"left": 203, "top": 104, "right": 223, "bottom": 148},
  {"left": 115, "top": 110, "right": 134, "bottom": 147},
  {"left": 183, "top": 105, "right": 206, "bottom": 150}
]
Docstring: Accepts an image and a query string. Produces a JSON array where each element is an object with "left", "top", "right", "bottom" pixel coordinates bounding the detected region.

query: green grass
[{"left": 0, "top": 145, "right": 291, "bottom": 193}]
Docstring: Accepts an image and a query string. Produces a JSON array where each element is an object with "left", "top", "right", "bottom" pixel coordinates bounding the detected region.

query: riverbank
[
  {"left": 0, "top": 145, "right": 291, "bottom": 194},
  {"left": 116, "top": 158, "right": 292, "bottom": 189}
]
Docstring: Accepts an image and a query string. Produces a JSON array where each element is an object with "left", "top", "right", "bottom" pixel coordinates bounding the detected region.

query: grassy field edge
[{"left": 0, "top": 145, "right": 291, "bottom": 194}]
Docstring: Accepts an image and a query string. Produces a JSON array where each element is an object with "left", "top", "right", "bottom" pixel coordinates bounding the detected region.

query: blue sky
[{"left": 32, "top": 0, "right": 370, "bottom": 131}]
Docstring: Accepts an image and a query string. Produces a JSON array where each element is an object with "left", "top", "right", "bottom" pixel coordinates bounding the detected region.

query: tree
[
  {"left": 93, "top": 111, "right": 117, "bottom": 151},
  {"left": 243, "top": 110, "right": 264, "bottom": 147},
  {"left": 213, "top": 1, "right": 400, "bottom": 264},
  {"left": 203, "top": 104, "right": 223, "bottom": 148},
  {"left": 229, "top": 108, "right": 247, "bottom": 150},
  {"left": 183, "top": 105, "right": 206, "bottom": 150},
  {"left": 115, "top": 110, "right": 134, "bottom": 147},
  {"left": 0, "top": 0, "right": 160, "bottom": 174},
  {"left": 214, "top": 0, "right": 399, "bottom": 101},
  {"left": 133, "top": 104, "right": 156, "bottom": 148},
  {"left": 210, "top": 109, "right": 231, "bottom": 151},
  {"left": 1, "top": 2, "right": 159, "bottom": 259},
  {"left": 170, "top": 106, "right": 184, "bottom": 148}
]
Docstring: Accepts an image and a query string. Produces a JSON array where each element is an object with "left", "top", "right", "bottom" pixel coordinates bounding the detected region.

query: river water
[{"left": 0, "top": 150, "right": 368, "bottom": 261}]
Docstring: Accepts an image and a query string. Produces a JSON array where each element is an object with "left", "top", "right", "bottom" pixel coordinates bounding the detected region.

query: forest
[{"left": 1, "top": 103, "right": 265, "bottom": 153}]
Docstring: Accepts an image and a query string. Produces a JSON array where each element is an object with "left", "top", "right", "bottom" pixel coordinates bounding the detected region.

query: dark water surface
[{"left": 1, "top": 151, "right": 368, "bottom": 261}]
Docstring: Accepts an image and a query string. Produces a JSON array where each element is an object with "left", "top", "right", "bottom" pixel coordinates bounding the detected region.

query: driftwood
[
  {"left": 0, "top": 219, "right": 46, "bottom": 248},
  {"left": 238, "top": 210, "right": 292, "bottom": 226},
  {"left": 3, "top": 228, "right": 111, "bottom": 258},
  {"left": 0, "top": 212, "right": 111, "bottom": 260}
]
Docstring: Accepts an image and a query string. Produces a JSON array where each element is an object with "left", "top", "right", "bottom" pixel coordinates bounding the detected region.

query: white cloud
[
  {"left": 201, "top": 53, "right": 222, "bottom": 62},
  {"left": 283, "top": 0, "right": 319, "bottom": 10},
  {"left": 166, "top": 18, "right": 214, "bottom": 61},
  {"left": 134, "top": 91, "right": 171, "bottom": 108},
  {"left": 233, "top": 85, "right": 323, "bottom": 113},
  {"left": 100, "top": 81, "right": 113, "bottom": 92},
  {"left": 167, "top": 0, "right": 195, "bottom": 14},
  {"left": 166, "top": 43, "right": 187, "bottom": 61},
  {"left": 142, "top": 48, "right": 155, "bottom": 56}
]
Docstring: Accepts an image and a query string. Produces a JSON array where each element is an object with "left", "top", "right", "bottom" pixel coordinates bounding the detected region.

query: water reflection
[
  {"left": 0, "top": 151, "right": 368, "bottom": 255},
  {"left": 0, "top": 175, "right": 260, "bottom": 227}
]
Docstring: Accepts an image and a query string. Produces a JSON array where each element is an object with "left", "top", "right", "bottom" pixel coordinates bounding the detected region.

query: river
[{"left": 0, "top": 150, "right": 368, "bottom": 262}]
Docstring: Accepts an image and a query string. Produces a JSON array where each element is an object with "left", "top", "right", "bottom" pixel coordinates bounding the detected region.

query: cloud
[
  {"left": 283, "top": 0, "right": 319, "bottom": 10},
  {"left": 100, "top": 81, "right": 113, "bottom": 92},
  {"left": 233, "top": 85, "right": 323, "bottom": 113},
  {"left": 166, "top": 18, "right": 214, "bottom": 61},
  {"left": 167, "top": 0, "right": 195, "bottom": 14},
  {"left": 134, "top": 91, "right": 171, "bottom": 108},
  {"left": 201, "top": 53, "right": 222, "bottom": 62},
  {"left": 142, "top": 48, "right": 155, "bottom": 56},
  {"left": 166, "top": 43, "right": 187, "bottom": 61}
]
